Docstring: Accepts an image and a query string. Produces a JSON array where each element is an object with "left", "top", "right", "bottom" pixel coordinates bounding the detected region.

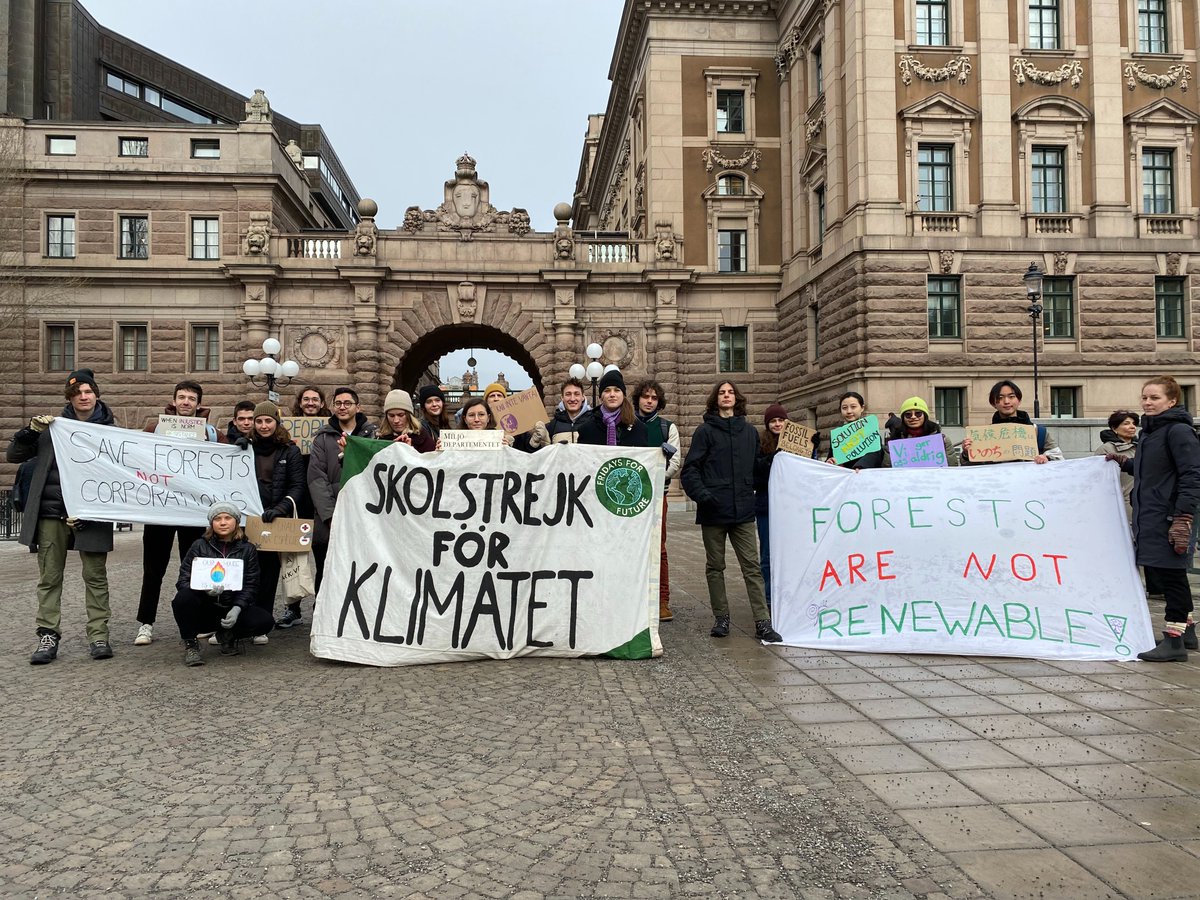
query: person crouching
[{"left": 171, "top": 502, "right": 273, "bottom": 666}]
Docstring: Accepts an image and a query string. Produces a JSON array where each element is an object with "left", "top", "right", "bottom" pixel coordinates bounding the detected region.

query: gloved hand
[
  {"left": 1104, "top": 453, "right": 1124, "bottom": 464},
  {"left": 661, "top": 441, "right": 677, "bottom": 459},
  {"left": 234, "top": 436, "right": 250, "bottom": 450},
  {"left": 29, "top": 415, "right": 55, "bottom": 433},
  {"left": 64, "top": 516, "right": 80, "bottom": 529},
  {"left": 1168, "top": 513, "right": 1194, "bottom": 555},
  {"left": 260, "top": 507, "right": 279, "bottom": 523},
  {"left": 529, "top": 421, "right": 550, "bottom": 449},
  {"left": 219, "top": 605, "right": 241, "bottom": 629}
]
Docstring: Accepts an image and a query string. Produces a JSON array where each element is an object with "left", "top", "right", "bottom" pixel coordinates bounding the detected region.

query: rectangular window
[
  {"left": 46, "top": 324, "right": 75, "bottom": 371},
  {"left": 191, "top": 325, "right": 221, "bottom": 371},
  {"left": 917, "top": 144, "right": 954, "bottom": 212},
  {"left": 934, "top": 387, "right": 965, "bottom": 427},
  {"left": 1050, "top": 386, "right": 1079, "bottom": 418},
  {"left": 916, "top": 0, "right": 949, "bottom": 45},
  {"left": 1182, "top": 384, "right": 1196, "bottom": 413},
  {"left": 46, "top": 215, "right": 75, "bottom": 258},
  {"left": 119, "top": 215, "right": 149, "bottom": 259},
  {"left": 927, "top": 276, "right": 961, "bottom": 339},
  {"left": 191, "top": 217, "right": 220, "bottom": 260},
  {"left": 1142, "top": 149, "right": 1174, "bottom": 214},
  {"left": 190, "top": 139, "right": 221, "bottom": 159},
  {"left": 47, "top": 135, "right": 75, "bottom": 155},
  {"left": 1031, "top": 146, "right": 1065, "bottom": 214},
  {"left": 717, "top": 229, "right": 747, "bottom": 273},
  {"left": 1138, "top": 0, "right": 1168, "bottom": 53},
  {"left": 119, "top": 137, "right": 148, "bottom": 157},
  {"left": 814, "top": 186, "right": 826, "bottom": 242},
  {"left": 1042, "top": 276, "right": 1074, "bottom": 338},
  {"left": 1028, "top": 0, "right": 1060, "bottom": 49},
  {"left": 119, "top": 325, "right": 148, "bottom": 372},
  {"left": 715, "top": 90, "right": 745, "bottom": 134},
  {"left": 718, "top": 326, "right": 748, "bottom": 372},
  {"left": 813, "top": 44, "right": 824, "bottom": 97},
  {"left": 144, "top": 86, "right": 161, "bottom": 106},
  {"left": 1155, "top": 276, "right": 1186, "bottom": 338}
]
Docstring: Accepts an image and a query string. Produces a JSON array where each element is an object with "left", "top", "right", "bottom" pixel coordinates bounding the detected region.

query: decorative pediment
[
  {"left": 899, "top": 92, "right": 978, "bottom": 123},
  {"left": 799, "top": 145, "right": 827, "bottom": 181},
  {"left": 1013, "top": 95, "right": 1091, "bottom": 124},
  {"left": 1125, "top": 97, "right": 1200, "bottom": 125}
]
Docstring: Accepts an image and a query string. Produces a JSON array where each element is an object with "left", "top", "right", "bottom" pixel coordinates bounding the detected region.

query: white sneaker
[
  {"left": 197, "top": 632, "right": 215, "bottom": 640},
  {"left": 252, "top": 634, "right": 268, "bottom": 645},
  {"left": 208, "top": 634, "right": 219, "bottom": 645},
  {"left": 134, "top": 623, "right": 153, "bottom": 646}
]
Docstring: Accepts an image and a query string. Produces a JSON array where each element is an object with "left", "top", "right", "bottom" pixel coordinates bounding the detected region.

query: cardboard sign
[
  {"left": 246, "top": 515, "right": 315, "bottom": 552},
  {"left": 278, "top": 416, "right": 325, "bottom": 455},
  {"left": 487, "top": 387, "right": 546, "bottom": 436},
  {"left": 189, "top": 558, "right": 245, "bottom": 591},
  {"left": 830, "top": 415, "right": 882, "bottom": 465},
  {"left": 777, "top": 421, "right": 816, "bottom": 458},
  {"left": 887, "top": 435, "right": 948, "bottom": 468},
  {"left": 966, "top": 424, "right": 1038, "bottom": 463},
  {"left": 440, "top": 430, "right": 504, "bottom": 451},
  {"left": 157, "top": 415, "right": 207, "bottom": 440}
]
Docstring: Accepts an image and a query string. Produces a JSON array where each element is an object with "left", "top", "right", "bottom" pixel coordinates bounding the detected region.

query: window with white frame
[
  {"left": 46, "top": 215, "right": 75, "bottom": 258},
  {"left": 119, "top": 215, "right": 149, "bottom": 259},
  {"left": 47, "top": 135, "right": 75, "bottom": 155},
  {"left": 917, "top": 145, "right": 954, "bottom": 211},
  {"left": 1031, "top": 147, "right": 1066, "bottom": 213},
  {"left": 1015, "top": 97, "right": 1088, "bottom": 224},
  {"left": 915, "top": 0, "right": 949, "bottom": 45},
  {"left": 1028, "top": 0, "right": 1060, "bottom": 49},
  {"left": 1126, "top": 99, "right": 1196, "bottom": 232},
  {"left": 1142, "top": 148, "right": 1175, "bottom": 214},
  {"left": 703, "top": 176, "right": 763, "bottom": 273},
  {"left": 717, "top": 174, "right": 746, "bottom": 195},
  {"left": 718, "top": 229, "right": 748, "bottom": 273},
  {"left": 46, "top": 324, "right": 75, "bottom": 371},
  {"left": 705, "top": 68, "right": 759, "bottom": 141},
  {"left": 191, "top": 325, "right": 221, "bottom": 371},
  {"left": 190, "top": 139, "right": 220, "bottom": 159},
  {"left": 119, "top": 324, "right": 148, "bottom": 372},
  {"left": 716, "top": 90, "right": 744, "bottom": 134},
  {"left": 191, "top": 217, "right": 219, "bottom": 259},
  {"left": 902, "top": 95, "right": 975, "bottom": 220},
  {"left": 1139, "top": 0, "right": 1168, "bottom": 53}
]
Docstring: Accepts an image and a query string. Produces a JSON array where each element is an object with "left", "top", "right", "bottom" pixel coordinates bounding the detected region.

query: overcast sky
[{"left": 83, "top": 0, "right": 624, "bottom": 389}]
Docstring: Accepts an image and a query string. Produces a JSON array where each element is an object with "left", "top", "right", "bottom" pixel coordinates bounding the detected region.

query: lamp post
[
  {"left": 569, "top": 342, "right": 605, "bottom": 406},
  {"left": 1023, "top": 262, "right": 1044, "bottom": 419},
  {"left": 242, "top": 337, "right": 301, "bottom": 403}
]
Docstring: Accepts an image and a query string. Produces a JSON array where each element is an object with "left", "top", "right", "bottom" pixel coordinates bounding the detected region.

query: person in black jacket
[
  {"left": 529, "top": 378, "right": 591, "bottom": 447},
  {"left": 225, "top": 400, "right": 256, "bottom": 444},
  {"left": 755, "top": 403, "right": 789, "bottom": 611},
  {"left": 171, "top": 502, "right": 272, "bottom": 665},
  {"left": 1106, "top": 376, "right": 1200, "bottom": 662},
  {"left": 681, "top": 381, "right": 781, "bottom": 643},
  {"left": 575, "top": 369, "right": 648, "bottom": 448}
]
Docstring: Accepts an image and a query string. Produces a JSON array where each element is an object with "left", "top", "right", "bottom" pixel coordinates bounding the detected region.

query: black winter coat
[
  {"left": 253, "top": 436, "right": 306, "bottom": 518},
  {"left": 753, "top": 449, "right": 777, "bottom": 516},
  {"left": 545, "top": 403, "right": 591, "bottom": 444},
  {"left": 575, "top": 408, "right": 649, "bottom": 448},
  {"left": 176, "top": 536, "right": 261, "bottom": 609},
  {"left": 1121, "top": 407, "right": 1200, "bottom": 569},
  {"left": 681, "top": 413, "right": 759, "bottom": 526}
]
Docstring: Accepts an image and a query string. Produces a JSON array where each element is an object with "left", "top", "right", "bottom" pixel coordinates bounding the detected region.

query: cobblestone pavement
[{"left": 0, "top": 511, "right": 1198, "bottom": 899}]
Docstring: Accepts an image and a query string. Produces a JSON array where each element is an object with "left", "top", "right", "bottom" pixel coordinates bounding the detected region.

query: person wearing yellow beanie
[{"left": 882, "top": 396, "right": 960, "bottom": 467}]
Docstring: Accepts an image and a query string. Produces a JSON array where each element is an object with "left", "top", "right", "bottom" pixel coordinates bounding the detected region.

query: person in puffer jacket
[{"left": 529, "top": 378, "right": 592, "bottom": 447}]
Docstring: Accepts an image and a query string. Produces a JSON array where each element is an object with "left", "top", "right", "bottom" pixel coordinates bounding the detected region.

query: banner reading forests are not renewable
[{"left": 309, "top": 439, "right": 665, "bottom": 667}]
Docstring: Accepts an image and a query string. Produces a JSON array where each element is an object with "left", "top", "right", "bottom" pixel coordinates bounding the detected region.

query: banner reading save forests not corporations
[
  {"left": 310, "top": 439, "right": 664, "bottom": 667},
  {"left": 769, "top": 455, "right": 1155, "bottom": 661},
  {"left": 50, "top": 418, "right": 263, "bottom": 526}
]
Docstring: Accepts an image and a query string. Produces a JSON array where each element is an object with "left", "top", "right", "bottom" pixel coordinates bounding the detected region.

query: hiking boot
[
  {"left": 89, "top": 640, "right": 114, "bottom": 660},
  {"left": 1138, "top": 631, "right": 1188, "bottom": 663},
  {"left": 755, "top": 620, "right": 783, "bottom": 643},
  {"left": 1184, "top": 622, "right": 1198, "bottom": 651},
  {"left": 710, "top": 615, "right": 730, "bottom": 638},
  {"left": 217, "top": 629, "right": 241, "bottom": 656},
  {"left": 183, "top": 639, "right": 205, "bottom": 667},
  {"left": 659, "top": 600, "right": 673, "bottom": 622},
  {"left": 30, "top": 632, "right": 59, "bottom": 665},
  {"left": 275, "top": 607, "right": 303, "bottom": 629},
  {"left": 134, "top": 623, "right": 153, "bottom": 646}
]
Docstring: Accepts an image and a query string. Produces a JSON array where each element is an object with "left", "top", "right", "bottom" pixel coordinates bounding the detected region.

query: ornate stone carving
[
  {"left": 1012, "top": 57, "right": 1084, "bottom": 88},
  {"left": 594, "top": 328, "right": 637, "bottom": 369},
  {"left": 700, "top": 147, "right": 762, "bottom": 173},
  {"left": 457, "top": 281, "right": 477, "bottom": 320},
  {"left": 354, "top": 221, "right": 377, "bottom": 258},
  {"left": 292, "top": 328, "right": 340, "bottom": 369},
  {"left": 1053, "top": 251, "right": 1069, "bottom": 276},
  {"left": 774, "top": 24, "right": 804, "bottom": 79},
  {"left": 938, "top": 250, "right": 954, "bottom": 274},
  {"left": 805, "top": 96, "right": 826, "bottom": 144},
  {"left": 899, "top": 55, "right": 972, "bottom": 86},
  {"left": 243, "top": 89, "right": 271, "bottom": 123},
  {"left": 284, "top": 140, "right": 303, "bottom": 168},
  {"left": 1124, "top": 62, "right": 1191, "bottom": 92},
  {"left": 654, "top": 221, "right": 678, "bottom": 262},
  {"left": 243, "top": 213, "right": 271, "bottom": 256},
  {"left": 600, "top": 147, "right": 631, "bottom": 230},
  {"left": 1166, "top": 252, "right": 1182, "bottom": 276},
  {"left": 401, "top": 154, "right": 531, "bottom": 241}
]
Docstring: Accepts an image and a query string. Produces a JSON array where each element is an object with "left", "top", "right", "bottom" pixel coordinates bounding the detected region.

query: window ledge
[
  {"left": 1130, "top": 51, "right": 1185, "bottom": 61},
  {"left": 907, "top": 44, "right": 965, "bottom": 53},
  {"left": 1019, "top": 48, "right": 1076, "bottom": 57},
  {"left": 1155, "top": 337, "right": 1189, "bottom": 344}
]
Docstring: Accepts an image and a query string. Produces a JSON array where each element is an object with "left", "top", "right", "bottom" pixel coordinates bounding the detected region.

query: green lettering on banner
[
  {"left": 1003, "top": 602, "right": 1036, "bottom": 640},
  {"left": 811, "top": 507, "right": 831, "bottom": 543},
  {"left": 847, "top": 605, "right": 870, "bottom": 636},
  {"left": 817, "top": 608, "right": 843, "bottom": 637},
  {"left": 907, "top": 496, "right": 933, "bottom": 528},
  {"left": 936, "top": 602, "right": 976, "bottom": 636},
  {"left": 1034, "top": 607, "right": 1064, "bottom": 643},
  {"left": 910, "top": 600, "right": 936, "bottom": 632},
  {"left": 880, "top": 603, "right": 908, "bottom": 634},
  {"left": 1064, "top": 609, "right": 1100, "bottom": 647},
  {"left": 973, "top": 604, "right": 1005, "bottom": 637}
]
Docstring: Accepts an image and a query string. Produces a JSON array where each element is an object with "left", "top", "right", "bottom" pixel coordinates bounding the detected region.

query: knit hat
[
  {"left": 253, "top": 400, "right": 280, "bottom": 422},
  {"left": 899, "top": 396, "right": 931, "bottom": 417},
  {"left": 383, "top": 389, "right": 414, "bottom": 414},
  {"left": 763, "top": 403, "right": 788, "bottom": 425},
  {"left": 206, "top": 501, "right": 241, "bottom": 524},
  {"left": 65, "top": 368, "right": 99, "bottom": 396},
  {"left": 417, "top": 385, "right": 445, "bottom": 406},
  {"left": 598, "top": 369, "right": 625, "bottom": 395},
  {"left": 483, "top": 382, "right": 508, "bottom": 399}
]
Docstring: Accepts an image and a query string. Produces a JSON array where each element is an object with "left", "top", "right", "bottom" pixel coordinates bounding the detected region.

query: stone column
[
  {"left": 975, "top": 1, "right": 1020, "bottom": 235},
  {"left": 340, "top": 267, "right": 388, "bottom": 413},
  {"left": 1089, "top": 0, "right": 1134, "bottom": 236}
]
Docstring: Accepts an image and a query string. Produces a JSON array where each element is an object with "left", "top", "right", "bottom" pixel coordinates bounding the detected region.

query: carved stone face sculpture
[{"left": 453, "top": 184, "right": 481, "bottom": 219}]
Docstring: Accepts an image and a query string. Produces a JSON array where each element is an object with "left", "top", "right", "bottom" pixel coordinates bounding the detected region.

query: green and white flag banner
[
  {"left": 770, "top": 455, "right": 1156, "bottom": 661},
  {"left": 310, "top": 439, "right": 664, "bottom": 667}
]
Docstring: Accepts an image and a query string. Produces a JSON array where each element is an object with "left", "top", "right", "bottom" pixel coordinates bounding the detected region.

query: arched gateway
[{"left": 392, "top": 323, "right": 546, "bottom": 397}]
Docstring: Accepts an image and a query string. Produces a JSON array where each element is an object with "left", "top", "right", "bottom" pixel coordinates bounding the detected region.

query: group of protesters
[{"left": 8, "top": 366, "right": 1199, "bottom": 667}]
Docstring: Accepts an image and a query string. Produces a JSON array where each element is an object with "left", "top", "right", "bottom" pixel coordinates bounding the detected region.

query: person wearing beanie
[
  {"left": 576, "top": 368, "right": 648, "bottom": 448},
  {"left": 171, "top": 501, "right": 272, "bottom": 666},
  {"left": 483, "top": 382, "right": 508, "bottom": 403},
  {"left": 379, "top": 389, "right": 435, "bottom": 452},
  {"left": 632, "top": 379, "right": 681, "bottom": 621},
  {"left": 882, "top": 396, "right": 960, "bottom": 468},
  {"left": 300, "top": 387, "right": 377, "bottom": 628},
  {"left": 754, "top": 403, "right": 794, "bottom": 611},
  {"left": 8, "top": 368, "right": 118, "bottom": 664},
  {"left": 681, "top": 381, "right": 782, "bottom": 643},
  {"left": 417, "top": 384, "right": 453, "bottom": 439}
]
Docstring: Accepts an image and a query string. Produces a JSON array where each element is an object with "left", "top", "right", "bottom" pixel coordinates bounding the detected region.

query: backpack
[{"left": 12, "top": 459, "right": 36, "bottom": 512}]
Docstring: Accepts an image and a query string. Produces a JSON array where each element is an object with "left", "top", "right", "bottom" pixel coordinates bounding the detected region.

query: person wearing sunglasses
[{"left": 882, "top": 397, "right": 959, "bottom": 467}]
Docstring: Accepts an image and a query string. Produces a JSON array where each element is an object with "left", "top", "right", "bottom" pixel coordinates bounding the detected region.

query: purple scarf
[{"left": 601, "top": 406, "right": 621, "bottom": 446}]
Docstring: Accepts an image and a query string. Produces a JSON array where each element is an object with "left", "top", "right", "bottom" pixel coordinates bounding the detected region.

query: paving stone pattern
[{"left": 0, "top": 511, "right": 1197, "bottom": 899}]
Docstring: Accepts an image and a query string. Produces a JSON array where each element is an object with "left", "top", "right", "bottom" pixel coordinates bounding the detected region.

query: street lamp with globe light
[
  {"left": 243, "top": 337, "right": 301, "bottom": 402},
  {"left": 1023, "top": 262, "right": 1044, "bottom": 418},
  {"left": 569, "top": 342, "right": 606, "bottom": 406}
]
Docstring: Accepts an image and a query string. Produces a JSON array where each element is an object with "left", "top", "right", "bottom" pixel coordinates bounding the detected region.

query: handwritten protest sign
[
  {"left": 487, "top": 387, "right": 546, "bottom": 436},
  {"left": 778, "top": 421, "right": 816, "bottom": 458},
  {"left": 965, "top": 424, "right": 1038, "bottom": 462},
  {"left": 768, "top": 455, "right": 1154, "bottom": 660},
  {"left": 246, "top": 515, "right": 314, "bottom": 552},
  {"left": 50, "top": 419, "right": 263, "bottom": 526},
  {"left": 887, "top": 435, "right": 948, "bottom": 468},
  {"left": 279, "top": 416, "right": 325, "bottom": 455},
  {"left": 157, "top": 415, "right": 207, "bottom": 440},
  {"left": 310, "top": 440, "right": 664, "bottom": 667},
  {"left": 439, "top": 430, "right": 504, "bottom": 451},
  {"left": 830, "top": 415, "right": 882, "bottom": 465},
  {"left": 190, "top": 558, "right": 244, "bottom": 592}
]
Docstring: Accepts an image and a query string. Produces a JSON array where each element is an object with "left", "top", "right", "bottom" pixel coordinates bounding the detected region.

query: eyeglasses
[
  {"left": 902, "top": 411, "right": 923, "bottom": 419},
  {"left": 332, "top": 400, "right": 355, "bottom": 408}
]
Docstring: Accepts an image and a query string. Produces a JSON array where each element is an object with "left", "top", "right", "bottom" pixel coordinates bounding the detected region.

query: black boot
[
  {"left": 1138, "top": 631, "right": 1188, "bottom": 662},
  {"left": 1184, "top": 622, "right": 1197, "bottom": 651},
  {"left": 755, "top": 620, "right": 783, "bottom": 643},
  {"left": 710, "top": 615, "right": 730, "bottom": 638}
]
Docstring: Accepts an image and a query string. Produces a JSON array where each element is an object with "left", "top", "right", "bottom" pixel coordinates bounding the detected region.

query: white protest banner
[
  {"left": 769, "top": 455, "right": 1154, "bottom": 661},
  {"left": 439, "top": 430, "right": 504, "bottom": 451},
  {"left": 310, "top": 440, "right": 664, "bottom": 667},
  {"left": 157, "top": 415, "right": 207, "bottom": 440},
  {"left": 190, "top": 558, "right": 244, "bottom": 591},
  {"left": 50, "top": 418, "right": 263, "bottom": 526}
]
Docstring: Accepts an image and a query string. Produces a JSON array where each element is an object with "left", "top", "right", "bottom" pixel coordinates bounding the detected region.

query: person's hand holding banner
[{"left": 30, "top": 415, "right": 55, "bottom": 433}]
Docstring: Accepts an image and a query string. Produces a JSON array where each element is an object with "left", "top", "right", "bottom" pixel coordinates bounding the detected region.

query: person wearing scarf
[
  {"left": 634, "top": 379, "right": 681, "bottom": 621},
  {"left": 576, "top": 369, "right": 648, "bottom": 449}
]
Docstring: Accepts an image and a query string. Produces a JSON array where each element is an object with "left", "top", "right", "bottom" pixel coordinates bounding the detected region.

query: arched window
[{"left": 717, "top": 174, "right": 746, "bottom": 196}]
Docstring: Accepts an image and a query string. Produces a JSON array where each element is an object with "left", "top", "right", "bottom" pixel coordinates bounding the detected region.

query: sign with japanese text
[{"left": 966, "top": 424, "right": 1038, "bottom": 463}]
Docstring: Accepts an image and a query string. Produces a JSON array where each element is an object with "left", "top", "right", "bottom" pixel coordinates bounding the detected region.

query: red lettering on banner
[
  {"left": 963, "top": 552, "right": 997, "bottom": 580},
  {"left": 818, "top": 559, "right": 843, "bottom": 592}
]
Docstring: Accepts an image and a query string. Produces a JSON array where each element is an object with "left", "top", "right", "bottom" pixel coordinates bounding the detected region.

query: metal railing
[{"left": 0, "top": 490, "right": 22, "bottom": 541}]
